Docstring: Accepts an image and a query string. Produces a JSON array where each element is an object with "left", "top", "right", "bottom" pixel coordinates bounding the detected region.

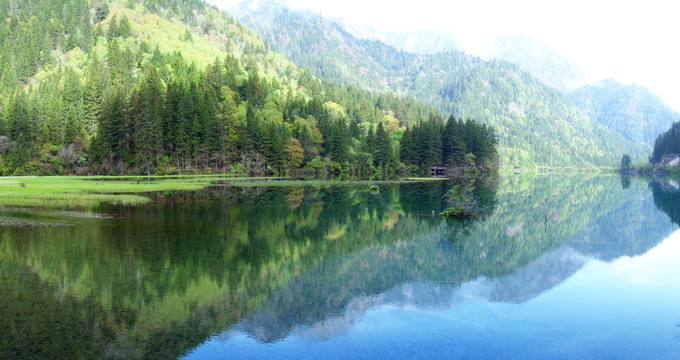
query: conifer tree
[
  {"left": 95, "top": 1, "right": 110, "bottom": 22},
  {"left": 328, "top": 120, "right": 350, "bottom": 163},
  {"left": 399, "top": 127, "right": 413, "bottom": 166},
  {"left": 7, "top": 90, "right": 37, "bottom": 168},
  {"left": 261, "top": 122, "right": 285, "bottom": 172},
  {"left": 131, "top": 67, "right": 164, "bottom": 175},
  {"left": 107, "top": 14, "right": 118, "bottom": 40},
  {"left": 374, "top": 122, "right": 392, "bottom": 167},
  {"left": 91, "top": 86, "right": 125, "bottom": 170},
  {"left": 118, "top": 14, "right": 131, "bottom": 38}
]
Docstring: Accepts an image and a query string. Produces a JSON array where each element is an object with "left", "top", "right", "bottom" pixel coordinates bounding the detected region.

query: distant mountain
[
  {"left": 336, "top": 23, "right": 461, "bottom": 55},
  {"left": 230, "top": 1, "right": 646, "bottom": 167},
  {"left": 487, "top": 35, "right": 585, "bottom": 93},
  {"left": 329, "top": 25, "right": 583, "bottom": 94},
  {"left": 570, "top": 79, "right": 680, "bottom": 151}
]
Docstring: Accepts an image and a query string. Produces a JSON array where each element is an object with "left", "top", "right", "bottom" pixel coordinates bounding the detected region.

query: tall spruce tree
[{"left": 131, "top": 67, "right": 164, "bottom": 175}]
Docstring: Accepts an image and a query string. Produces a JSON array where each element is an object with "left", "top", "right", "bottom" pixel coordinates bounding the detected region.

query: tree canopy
[
  {"left": 0, "top": 0, "right": 496, "bottom": 177},
  {"left": 650, "top": 122, "right": 680, "bottom": 164}
]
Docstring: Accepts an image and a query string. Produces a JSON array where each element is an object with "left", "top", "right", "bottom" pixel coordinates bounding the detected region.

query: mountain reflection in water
[{"left": 1, "top": 175, "right": 679, "bottom": 359}]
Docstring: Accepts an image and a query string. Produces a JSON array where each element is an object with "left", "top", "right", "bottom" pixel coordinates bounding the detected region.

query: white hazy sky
[{"left": 208, "top": 0, "right": 680, "bottom": 112}]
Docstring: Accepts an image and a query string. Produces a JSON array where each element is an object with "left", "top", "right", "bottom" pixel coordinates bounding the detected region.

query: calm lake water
[{"left": 1, "top": 175, "right": 679, "bottom": 359}]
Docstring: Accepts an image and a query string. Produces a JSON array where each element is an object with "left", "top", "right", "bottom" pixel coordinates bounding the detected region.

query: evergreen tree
[
  {"left": 327, "top": 120, "right": 350, "bottom": 163},
  {"left": 442, "top": 116, "right": 466, "bottom": 166},
  {"left": 365, "top": 124, "right": 376, "bottom": 156},
  {"left": 242, "top": 104, "right": 260, "bottom": 153},
  {"left": 620, "top": 153, "right": 632, "bottom": 170},
  {"left": 651, "top": 121, "right": 680, "bottom": 163},
  {"left": 118, "top": 14, "right": 131, "bottom": 38},
  {"left": 261, "top": 122, "right": 285, "bottom": 172},
  {"left": 374, "top": 122, "right": 392, "bottom": 167},
  {"left": 349, "top": 118, "right": 360, "bottom": 139},
  {"left": 95, "top": 1, "right": 110, "bottom": 22},
  {"left": 399, "top": 127, "right": 413, "bottom": 166},
  {"left": 190, "top": 83, "right": 207, "bottom": 164},
  {"left": 131, "top": 67, "right": 164, "bottom": 175},
  {"left": 7, "top": 90, "right": 37, "bottom": 169},
  {"left": 91, "top": 84, "right": 129, "bottom": 172},
  {"left": 107, "top": 14, "right": 118, "bottom": 40}
]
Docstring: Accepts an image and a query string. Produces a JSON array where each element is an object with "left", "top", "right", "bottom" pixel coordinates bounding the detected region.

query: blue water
[
  {"left": 181, "top": 177, "right": 680, "bottom": 359},
  {"left": 185, "top": 235, "right": 680, "bottom": 359}
]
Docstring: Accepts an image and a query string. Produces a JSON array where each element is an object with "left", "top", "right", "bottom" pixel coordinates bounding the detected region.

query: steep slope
[
  {"left": 0, "top": 0, "right": 468, "bottom": 176},
  {"left": 570, "top": 79, "right": 679, "bottom": 152},
  {"left": 230, "top": 1, "right": 647, "bottom": 167},
  {"left": 334, "top": 20, "right": 462, "bottom": 56},
  {"left": 487, "top": 35, "right": 585, "bottom": 93},
  {"left": 340, "top": 29, "right": 584, "bottom": 94}
]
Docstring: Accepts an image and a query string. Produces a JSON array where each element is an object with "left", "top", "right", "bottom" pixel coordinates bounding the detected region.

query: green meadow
[
  {"left": 0, "top": 175, "right": 445, "bottom": 208},
  {"left": 0, "top": 175, "right": 257, "bottom": 208}
]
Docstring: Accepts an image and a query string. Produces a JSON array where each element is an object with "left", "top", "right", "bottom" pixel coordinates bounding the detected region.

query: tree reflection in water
[{"left": 0, "top": 175, "right": 677, "bottom": 358}]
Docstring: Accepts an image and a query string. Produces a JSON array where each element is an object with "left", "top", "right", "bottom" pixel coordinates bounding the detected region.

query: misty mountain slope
[
  {"left": 570, "top": 79, "right": 680, "bottom": 151},
  {"left": 333, "top": 20, "right": 462, "bottom": 56},
  {"left": 230, "top": 0, "right": 646, "bottom": 167},
  {"left": 230, "top": 0, "right": 419, "bottom": 94},
  {"left": 488, "top": 35, "right": 585, "bottom": 93},
  {"left": 338, "top": 28, "right": 584, "bottom": 94}
]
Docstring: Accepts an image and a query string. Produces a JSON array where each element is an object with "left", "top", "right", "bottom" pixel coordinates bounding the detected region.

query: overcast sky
[{"left": 208, "top": 0, "right": 680, "bottom": 112}]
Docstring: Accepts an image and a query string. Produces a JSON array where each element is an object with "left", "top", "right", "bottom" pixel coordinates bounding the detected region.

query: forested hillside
[
  {"left": 570, "top": 79, "right": 679, "bottom": 152},
  {"left": 650, "top": 121, "right": 680, "bottom": 164},
  {"left": 487, "top": 35, "right": 585, "bottom": 93},
  {"left": 230, "top": 0, "right": 647, "bottom": 168},
  {"left": 0, "top": 0, "right": 495, "bottom": 176}
]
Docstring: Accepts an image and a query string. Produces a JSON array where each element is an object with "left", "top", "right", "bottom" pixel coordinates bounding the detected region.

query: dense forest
[
  {"left": 650, "top": 121, "right": 680, "bottom": 163},
  {"left": 0, "top": 0, "right": 496, "bottom": 176},
  {"left": 231, "top": 1, "right": 647, "bottom": 168},
  {"left": 570, "top": 79, "right": 679, "bottom": 152}
]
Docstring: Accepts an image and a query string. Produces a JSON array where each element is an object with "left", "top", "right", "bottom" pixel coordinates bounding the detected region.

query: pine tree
[
  {"left": 95, "top": 1, "right": 110, "bottom": 22},
  {"left": 107, "top": 85, "right": 130, "bottom": 171},
  {"left": 241, "top": 104, "right": 260, "bottom": 153},
  {"left": 442, "top": 116, "right": 466, "bottom": 166},
  {"left": 190, "top": 84, "right": 207, "bottom": 164},
  {"left": 349, "top": 118, "right": 360, "bottom": 139},
  {"left": 7, "top": 90, "right": 37, "bottom": 168},
  {"left": 174, "top": 83, "right": 194, "bottom": 168},
  {"left": 118, "top": 14, "right": 131, "bottom": 38},
  {"left": 107, "top": 14, "right": 118, "bottom": 40},
  {"left": 374, "top": 122, "right": 392, "bottom": 167},
  {"left": 327, "top": 120, "right": 350, "bottom": 163},
  {"left": 620, "top": 153, "right": 632, "bottom": 170},
  {"left": 131, "top": 67, "right": 164, "bottom": 175},
  {"left": 262, "top": 122, "right": 285, "bottom": 172},
  {"left": 399, "top": 127, "right": 413, "bottom": 166}
]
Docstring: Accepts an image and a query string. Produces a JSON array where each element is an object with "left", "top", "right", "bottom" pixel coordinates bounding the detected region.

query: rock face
[{"left": 659, "top": 154, "right": 680, "bottom": 168}]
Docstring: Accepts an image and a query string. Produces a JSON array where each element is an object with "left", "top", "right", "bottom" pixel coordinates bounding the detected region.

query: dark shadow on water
[
  {"left": 651, "top": 180, "right": 680, "bottom": 226},
  {"left": 621, "top": 174, "right": 632, "bottom": 190}
]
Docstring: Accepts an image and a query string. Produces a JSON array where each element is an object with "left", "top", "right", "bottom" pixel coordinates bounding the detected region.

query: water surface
[{"left": 1, "top": 175, "right": 679, "bottom": 359}]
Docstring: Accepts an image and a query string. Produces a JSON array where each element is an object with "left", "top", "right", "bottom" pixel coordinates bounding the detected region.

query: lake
[{"left": 1, "top": 175, "right": 679, "bottom": 359}]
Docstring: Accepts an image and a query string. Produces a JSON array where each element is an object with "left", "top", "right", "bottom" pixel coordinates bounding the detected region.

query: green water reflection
[{"left": 0, "top": 175, "right": 677, "bottom": 359}]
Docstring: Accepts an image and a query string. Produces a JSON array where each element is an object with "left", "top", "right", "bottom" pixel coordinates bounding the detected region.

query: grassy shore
[
  {"left": 0, "top": 175, "right": 434, "bottom": 208},
  {"left": 0, "top": 175, "right": 252, "bottom": 208}
]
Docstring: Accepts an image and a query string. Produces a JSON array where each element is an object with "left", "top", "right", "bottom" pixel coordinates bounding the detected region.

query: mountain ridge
[
  {"left": 570, "top": 79, "right": 680, "bottom": 152},
  {"left": 229, "top": 1, "right": 648, "bottom": 167},
  {"left": 1, "top": 0, "right": 480, "bottom": 176}
]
